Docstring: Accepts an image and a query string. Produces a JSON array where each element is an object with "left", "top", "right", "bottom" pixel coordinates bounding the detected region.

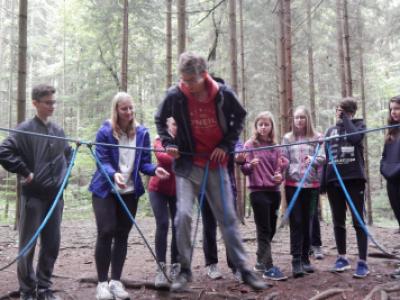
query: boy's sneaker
[
  {"left": 292, "top": 260, "right": 305, "bottom": 278},
  {"left": 170, "top": 271, "right": 192, "bottom": 292},
  {"left": 353, "top": 261, "right": 369, "bottom": 278},
  {"left": 109, "top": 280, "right": 130, "bottom": 299},
  {"left": 37, "top": 289, "right": 61, "bottom": 300},
  {"left": 241, "top": 270, "right": 270, "bottom": 290},
  {"left": 20, "top": 292, "right": 36, "bottom": 300},
  {"left": 207, "top": 263, "right": 223, "bottom": 280},
  {"left": 155, "top": 262, "right": 170, "bottom": 289},
  {"left": 312, "top": 246, "right": 324, "bottom": 260},
  {"left": 253, "top": 262, "right": 266, "bottom": 273},
  {"left": 263, "top": 266, "right": 287, "bottom": 281},
  {"left": 95, "top": 282, "right": 113, "bottom": 300},
  {"left": 391, "top": 268, "right": 400, "bottom": 279},
  {"left": 170, "top": 263, "right": 181, "bottom": 281},
  {"left": 332, "top": 257, "right": 351, "bottom": 272},
  {"left": 302, "top": 258, "right": 315, "bottom": 273}
]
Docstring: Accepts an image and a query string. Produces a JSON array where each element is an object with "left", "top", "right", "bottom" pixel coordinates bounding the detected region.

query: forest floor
[{"left": 0, "top": 217, "right": 400, "bottom": 300}]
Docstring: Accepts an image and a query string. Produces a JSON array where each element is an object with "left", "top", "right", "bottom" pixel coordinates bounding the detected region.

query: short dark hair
[
  {"left": 339, "top": 97, "right": 358, "bottom": 114},
  {"left": 32, "top": 84, "right": 56, "bottom": 101},
  {"left": 178, "top": 52, "right": 207, "bottom": 75}
]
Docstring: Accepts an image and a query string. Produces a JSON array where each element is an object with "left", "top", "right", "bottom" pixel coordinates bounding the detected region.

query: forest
[{"left": 0, "top": 0, "right": 400, "bottom": 299}]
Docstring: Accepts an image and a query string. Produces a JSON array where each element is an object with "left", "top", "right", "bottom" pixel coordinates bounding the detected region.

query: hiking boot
[
  {"left": 332, "top": 257, "right": 351, "bottom": 272},
  {"left": 20, "top": 292, "right": 36, "bottom": 300},
  {"left": 109, "top": 280, "right": 130, "bottom": 299},
  {"left": 302, "top": 258, "right": 315, "bottom": 273},
  {"left": 37, "top": 289, "right": 60, "bottom": 300},
  {"left": 155, "top": 262, "right": 170, "bottom": 289},
  {"left": 170, "top": 263, "right": 181, "bottom": 281},
  {"left": 253, "top": 261, "right": 266, "bottom": 273},
  {"left": 170, "top": 271, "right": 192, "bottom": 292},
  {"left": 96, "top": 282, "right": 113, "bottom": 300},
  {"left": 207, "top": 263, "right": 223, "bottom": 280},
  {"left": 292, "top": 260, "right": 305, "bottom": 278},
  {"left": 263, "top": 266, "right": 287, "bottom": 281},
  {"left": 353, "top": 261, "right": 369, "bottom": 278},
  {"left": 241, "top": 270, "right": 270, "bottom": 290},
  {"left": 312, "top": 246, "right": 324, "bottom": 260}
]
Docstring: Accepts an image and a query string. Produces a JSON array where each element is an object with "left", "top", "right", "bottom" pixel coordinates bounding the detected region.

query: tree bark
[
  {"left": 177, "top": 0, "right": 186, "bottom": 56},
  {"left": 15, "top": 0, "right": 28, "bottom": 230},
  {"left": 283, "top": 0, "right": 293, "bottom": 129},
  {"left": 336, "top": 0, "right": 346, "bottom": 97},
  {"left": 166, "top": 0, "right": 172, "bottom": 88},
  {"left": 228, "top": 0, "right": 238, "bottom": 94},
  {"left": 343, "top": 0, "right": 352, "bottom": 96},
  {"left": 121, "top": 0, "right": 129, "bottom": 92},
  {"left": 306, "top": 0, "right": 316, "bottom": 126},
  {"left": 357, "top": 4, "right": 372, "bottom": 225}
]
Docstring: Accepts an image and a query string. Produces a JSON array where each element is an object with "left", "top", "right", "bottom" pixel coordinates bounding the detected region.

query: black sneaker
[
  {"left": 20, "top": 292, "right": 36, "bottom": 300},
  {"left": 241, "top": 270, "right": 270, "bottom": 290},
  {"left": 37, "top": 289, "right": 60, "bottom": 300},
  {"left": 292, "top": 260, "right": 305, "bottom": 278},
  {"left": 302, "top": 258, "right": 315, "bottom": 273},
  {"left": 170, "top": 271, "right": 192, "bottom": 292}
]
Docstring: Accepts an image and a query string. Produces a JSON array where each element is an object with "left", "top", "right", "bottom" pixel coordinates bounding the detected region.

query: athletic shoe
[
  {"left": 95, "top": 282, "right": 113, "bottom": 300},
  {"left": 253, "top": 262, "right": 266, "bottom": 273},
  {"left": 263, "top": 266, "right": 287, "bottom": 281},
  {"left": 170, "top": 271, "right": 192, "bottom": 292},
  {"left": 312, "top": 246, "right": 324, "bottom": 260},
  {"left": 353, "top": 261, "right": 369, "bottom": 278},
  {"left": 332, "top": 257, "right": 351, "bottom": 272},
  {"left": 207, "top": 264, "right": 223, "bottom": 280},
  {"left": 109, "top": 280, "right": 130, "bottom": 299},
  {"left": 241, "top": 269, "right": 270, "bottom": 290},
  {"left": 155, "top": 262, "right": 170, "bottom": 289}
]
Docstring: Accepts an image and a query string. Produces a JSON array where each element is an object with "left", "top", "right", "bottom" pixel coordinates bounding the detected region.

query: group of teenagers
[{"left": 1, "top": 51, "right": 400, "bottom": 300}]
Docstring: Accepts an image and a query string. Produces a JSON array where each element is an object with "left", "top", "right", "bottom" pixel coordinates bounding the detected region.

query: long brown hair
[
  {"left": 251, "top": 111, "right": 276, "bottom": 146},
  {"left": 111, "top": 92, "right": 136, "bottom": 140},
  {"left": 385, "top": 95, "right": 400, "bottom": 143},
  {"left": 287, "top": 106, "right": 317, "bottom": 141}
]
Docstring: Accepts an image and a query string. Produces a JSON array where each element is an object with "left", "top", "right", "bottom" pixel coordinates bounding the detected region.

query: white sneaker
[
  {"left": 207, "top": 263, "right": 223, "bottom": 280},
  {"left": 170, "top": 263, "right": 181, "bottom": 281},
  {"left": 96, "top": 282, "right": 113, "bottom": 300},
  {"left": 155, "top": 262, "right": 170, "bottom": 289},
  {"left": 109, "top": 280, "right": 130, "bottom": 299}
]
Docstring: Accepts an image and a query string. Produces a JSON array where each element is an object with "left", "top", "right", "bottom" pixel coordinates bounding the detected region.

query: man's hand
[
  {"left": 166, "top": 146, "right": 180, "bottom": 159},
  {"left": 155, "top": 167, "right": 170, "bottom": 179},
  {"left": 113, "top": 172, "right": 127, "bottom": 189},
  {"left": 210, "top": 148, "right": 226, "bottom": 163}
]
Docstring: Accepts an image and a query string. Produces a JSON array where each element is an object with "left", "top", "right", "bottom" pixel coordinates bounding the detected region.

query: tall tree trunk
[
  {"left": 357, "top": 4, "right": 372, "bottom": 225},
  {"left": 283, "top": 0, "right": 293, "bottom": 127},
  {"left": 306, "top": 0, "right": 316, "bottom": 126},
  {"left": 62, "top": 0, "right": 66, "bottom": 129},
  {"left": 15, "top": 0, "right": 28, "bottom": 229},
  {"left": 336, "top": 0, "right": 346, "bottom": 97},
  {"left": 121, "top": 0, "right": 129, "bottom": 92},
  {"left": 228, "top": 0, "right": 238, "bottom": 94},
  {"left": 166, "top": 0, "right": 172, "bottom": 88},
  {"left": 278, "top": 0, "right": 287, "bottom": 136},
  {"left": 177, "top": 0, "right": 186, "bottom": 56},
  {"left": 343, "top": 0, "right": 352, "bottom": 96}
]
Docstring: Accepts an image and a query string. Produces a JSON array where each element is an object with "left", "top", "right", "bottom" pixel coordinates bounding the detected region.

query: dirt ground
[{"left": 0, "top": 217, "right": 400, "bottom": 300}]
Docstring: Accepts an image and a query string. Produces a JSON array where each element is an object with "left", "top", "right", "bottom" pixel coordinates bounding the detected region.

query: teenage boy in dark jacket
[
  {"left": 323, "top": 97, "right": 369, "bottom": 278},
  {"left": 0, "top": 85, "right": 70, "bottom": 300},
  {"left": 155, "top": 52, "right": 267, "bottom": 292}
]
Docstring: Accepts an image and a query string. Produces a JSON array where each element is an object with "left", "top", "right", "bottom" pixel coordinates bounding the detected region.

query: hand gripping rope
[
  {"left": 278, "top": 142, "right": 321, "bottom": 228},
  {"left": 87, "top": 144, "right": 172, "bottom": 283},
  {"left": 0, "top": 144, "right": 80, "bottom": 272},
  {"left": 326, "top": 142, "right": 400, "bottom": 260}
]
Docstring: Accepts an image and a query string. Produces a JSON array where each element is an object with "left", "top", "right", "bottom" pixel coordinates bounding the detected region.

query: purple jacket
[
  {"left": 240, "top": 139, "right": 288, "bottom": 192},
  {"left": 89, "top": 121, "right": 157, "bottom": 199}
]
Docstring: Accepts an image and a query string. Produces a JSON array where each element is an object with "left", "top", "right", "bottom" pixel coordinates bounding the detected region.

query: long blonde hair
[
  {"left": 252, "top": 111, "right": 276, "bottom": 146},
  {"left": 111, "top": 92, "right": 136, "bottom": 140},
  {"left": 288, "top": 106, "right": 317, "bottom": 141}
]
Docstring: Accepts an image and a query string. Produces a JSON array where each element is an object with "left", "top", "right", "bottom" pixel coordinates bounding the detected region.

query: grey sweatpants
[
  {"left": 175, "top": 165, "right": 248, "bottom": 272},
  {"left": 18, "top": 193, "right": 63, "bottom": 294}
]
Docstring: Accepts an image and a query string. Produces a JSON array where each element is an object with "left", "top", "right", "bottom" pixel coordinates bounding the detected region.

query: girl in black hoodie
[{"left": 323, "top": 98, "right": 369, "bottom": 278}]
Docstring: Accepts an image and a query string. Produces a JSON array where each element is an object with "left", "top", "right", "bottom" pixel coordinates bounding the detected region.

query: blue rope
[
  {"left": 0, "top": 145, "right": 80, "bottom": 272},
  {"left": 189, "top": 161, "right": 210, "bottom": 266},
  {"left": 326, "top": 142, "right": 399, "bottom": 260},
  {"left": 88, "top": 145, "right": 172, "bottom": 282},
  {"left": 218, "top": 164, "right": 228, "bottom": 227},
  {"left": 279, "top": 142, "right": 321, "bottom": 228}
]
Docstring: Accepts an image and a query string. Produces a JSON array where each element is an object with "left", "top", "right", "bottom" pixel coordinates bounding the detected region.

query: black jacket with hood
[{"left": 154, "top": 83, "right": 246, "bottom": 177}]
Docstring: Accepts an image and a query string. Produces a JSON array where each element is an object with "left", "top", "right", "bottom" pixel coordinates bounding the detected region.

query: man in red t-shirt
[{"left": 155, "top": 52, "right": 268, "bottom": 292}]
